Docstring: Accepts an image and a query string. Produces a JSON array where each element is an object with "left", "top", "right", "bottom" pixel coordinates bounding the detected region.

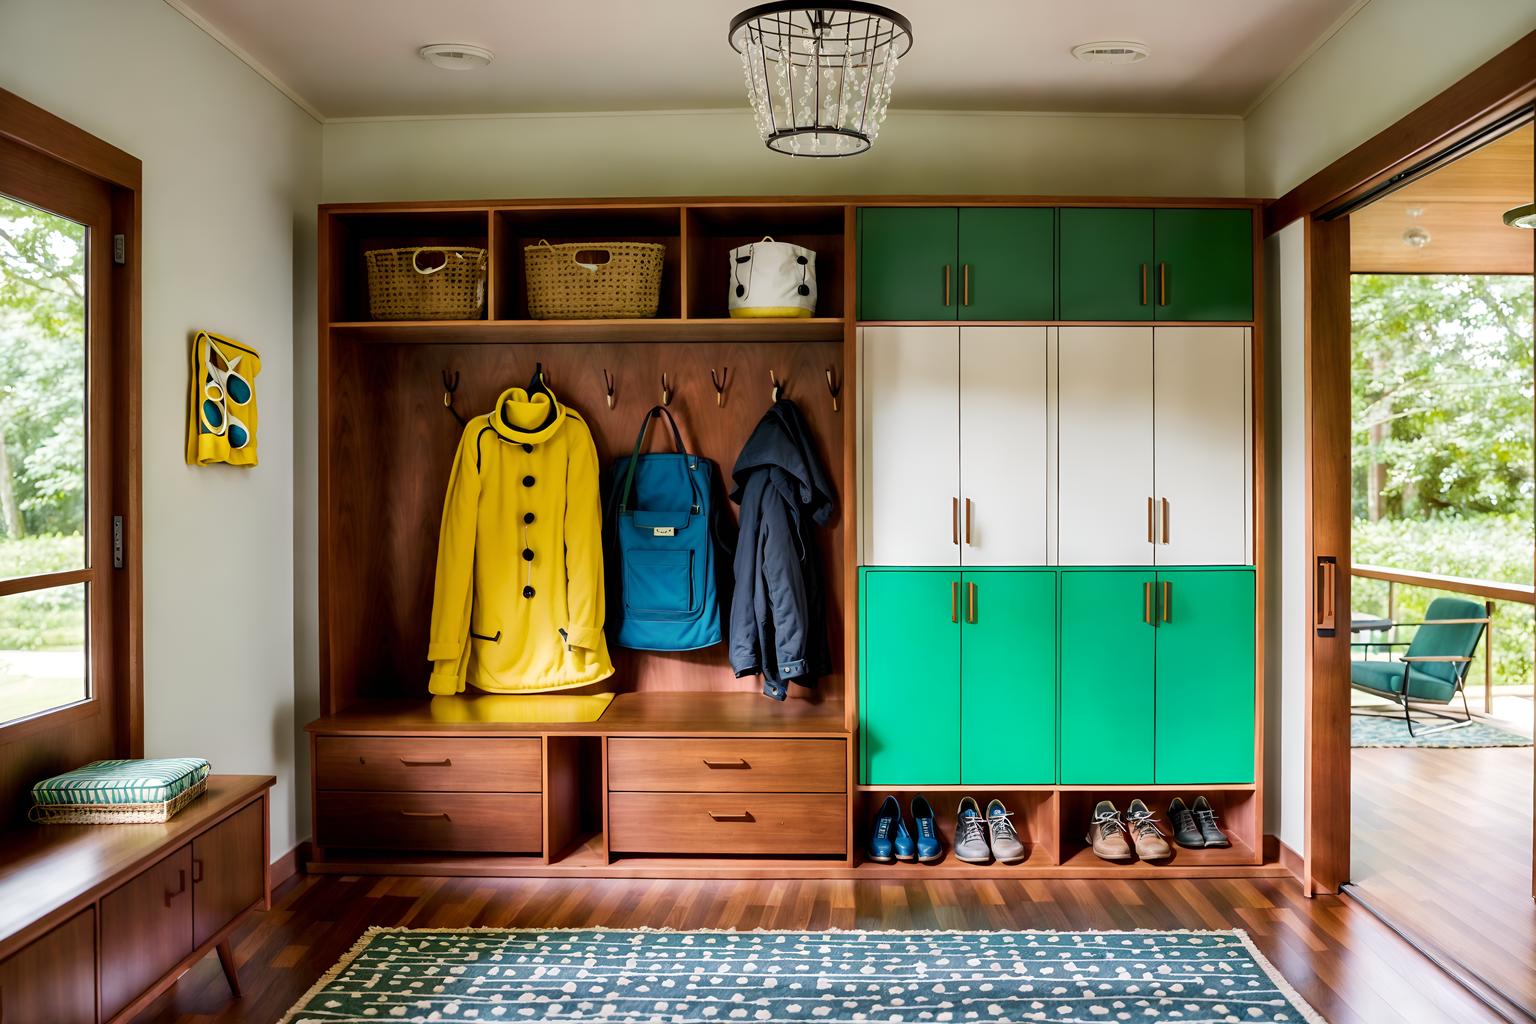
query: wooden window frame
[
  {"left": 1264, "top": 31, "right": 1536, "bottom": 896},
  {"left": 0, "top": 88, "right": 142, "bottom": 787}
]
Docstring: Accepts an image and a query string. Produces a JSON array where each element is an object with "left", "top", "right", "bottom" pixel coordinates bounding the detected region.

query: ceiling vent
[
  {"left": 418, "top": 44, "right": 494, "bottom": 71},
  {"left": 1071, "top": 41, "right": 1150, "bottom": 65}
]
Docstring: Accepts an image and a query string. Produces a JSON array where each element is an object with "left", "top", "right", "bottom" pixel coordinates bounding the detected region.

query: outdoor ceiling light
[
  {"left": 729, "top": 3, "right": 913, "bottom": 157},
  {"left": 1503, "top": 203, "right": 1536, "bottom": 229}
]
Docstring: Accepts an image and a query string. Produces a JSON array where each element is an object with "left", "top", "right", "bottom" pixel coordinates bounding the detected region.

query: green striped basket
[{"left": 29, "top": 758, "right": 211, "bottom": 824}]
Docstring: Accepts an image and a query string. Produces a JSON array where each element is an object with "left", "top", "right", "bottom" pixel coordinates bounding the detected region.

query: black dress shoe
[
  {"left": 1168, "top": 798, "right": 1204, "bottom": 848},
  {"left": 1192, "top": 796, "right": 1230, "bottom": 848}
]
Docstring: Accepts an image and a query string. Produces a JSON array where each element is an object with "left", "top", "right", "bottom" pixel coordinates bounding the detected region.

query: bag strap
[{"left": 616, "top": 406, "right": 699, "bottom": 514}]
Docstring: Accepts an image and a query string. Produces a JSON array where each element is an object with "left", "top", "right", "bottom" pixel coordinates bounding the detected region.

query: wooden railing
[{"left": 1351, "top": 564, "right": 1535, "bottom": 713}]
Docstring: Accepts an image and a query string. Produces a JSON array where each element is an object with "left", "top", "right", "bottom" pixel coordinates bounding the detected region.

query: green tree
[{"left": 1351, "top": 274, "right": 1534, "bottom": 522}]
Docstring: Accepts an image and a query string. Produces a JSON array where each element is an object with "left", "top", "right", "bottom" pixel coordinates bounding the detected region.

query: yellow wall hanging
[{"left": 186, "top": 330, "right": 260, "bottom": 467}]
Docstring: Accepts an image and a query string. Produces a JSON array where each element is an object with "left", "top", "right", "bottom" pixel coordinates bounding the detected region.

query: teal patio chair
[{"left": 1350, "top": 596, "right": 1488, "bottom": 737}]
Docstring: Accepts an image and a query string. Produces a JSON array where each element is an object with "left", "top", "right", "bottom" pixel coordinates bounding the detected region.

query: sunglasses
[{"left": 199, "top": 339, "right": 253, "bottom": 448}]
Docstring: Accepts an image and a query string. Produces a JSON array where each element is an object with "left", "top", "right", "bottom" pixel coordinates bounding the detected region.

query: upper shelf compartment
[
  {"left": 493, "top": 206, "right": 683, "bottom": 320},
  {"left": 326, "top": 209, "right": 491, "bottom": 324},
  {"left": 683, "top": 204, "right": 847, "bottom": 320}
]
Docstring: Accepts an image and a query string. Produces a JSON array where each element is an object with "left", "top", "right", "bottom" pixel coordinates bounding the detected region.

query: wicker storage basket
[
  {"left": 29, "top": 757, "right": 211, "bottom": 824},
  {"left": 365, "top": 246, "right": 487, "bottom": 320},
  {"left": 524, "top": 240, "right": 666, "bottom": 319}
]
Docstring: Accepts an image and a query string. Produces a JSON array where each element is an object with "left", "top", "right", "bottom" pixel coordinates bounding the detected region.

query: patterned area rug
[
  {"left": 1351, "top": 713, "right": 1532, "bottom": 748},
  {"left": 279, "top": 927, "right": 1327, "bottom": 1023}
]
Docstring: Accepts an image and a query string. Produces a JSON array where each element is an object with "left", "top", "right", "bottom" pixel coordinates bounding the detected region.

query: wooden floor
[
  {"left": 1352, "top": 742, "right": 1536, "bottom": 1018},
  {"left": 133, "top": 869, "right": 1503, "bottom": 1024}
]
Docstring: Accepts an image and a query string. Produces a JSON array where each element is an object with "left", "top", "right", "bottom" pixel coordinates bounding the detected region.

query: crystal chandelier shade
[{"left": 729, "top": 3, "right": 913, "bottom": 157}]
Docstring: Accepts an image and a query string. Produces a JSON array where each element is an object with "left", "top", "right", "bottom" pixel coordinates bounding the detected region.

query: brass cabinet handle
[
  {"left": 962, "top": 263, "right": 971, "bottom": 306},
  {"left": 1161, "top": 498, "right": 1170, "bottom": 545},
  {"left": 1316, "top": 556, "right": 1338, "bottom": 635},
  {"left": 399, "top": 810, "right": 451, "bottom": 819},
  {"left": 964, "top": 498, "right": 973, "bottom": 545},
  {"left": 952, "top": 497, "right": 960, "bottom": 546},
  {"left": 1140, "top": 263, "right": 1148, "bottom": 305},
  {"left": 943, "top": 264, "right": 952, "bottom": 306},
  {"left": 1158, "top": 262, "right": 1168, "bottom": 306},
  {"left": 708, "top": 811, "right": 754, "bottom": 823},
  {"left": 951, "top": 581, "right": 960, "bottom": 623},
  {"left": 165, "top": 868, "right": 186, "bottom": 908},
  {"left": 399, "top": 757, "right": 452, "bottom": 767},
  {"left": 967, "top": 581, "right": 977, "bottom": 624},
  {"left": 1143, "top": 582, "right": 1154, "bottom": 625},
  {"left": 1161, "top": 581, "right": 1172, "bottom": 623},
  {"left": 1147, "top": 497, "right": 1155, "bottom": 543},
  {"left": 702, "top": 758, "right": 749, "bottom": 769}
]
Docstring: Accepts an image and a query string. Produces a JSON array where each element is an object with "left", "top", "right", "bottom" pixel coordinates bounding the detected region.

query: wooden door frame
[{"left": 1265, "top": 32, "right": 1536, "bottom": 895}]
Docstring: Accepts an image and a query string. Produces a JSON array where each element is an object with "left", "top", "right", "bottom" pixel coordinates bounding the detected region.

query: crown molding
[
  {"left": 161, "top": 0, "right": 325, "bottom": 123},
  {"left": 1242, "top": 0, "right": 1375, "bottom": 119}
]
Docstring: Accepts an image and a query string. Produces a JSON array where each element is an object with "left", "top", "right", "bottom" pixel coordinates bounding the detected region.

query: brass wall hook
[
  {"left": 825, "top": 367, "right": 841, "bottom": 413},
  {"left": 602, "top": 368, "right": 616, "bottom": 410},
  {"left": 769, "top": 370, "right": 784, "bottom": 403},
  {"left": 710, "top": 366, "right": 729, "bottom": 407},
  {"left": 441, "top": 369, "right": 466, "bottom": 427},
  {"left": 660, "top": 372, "right": 674, "bottom": 407}
]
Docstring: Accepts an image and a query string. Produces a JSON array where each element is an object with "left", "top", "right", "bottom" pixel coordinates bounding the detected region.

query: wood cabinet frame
[{"left": 313, "top": 192, "right": 1269, "bottom": 880}]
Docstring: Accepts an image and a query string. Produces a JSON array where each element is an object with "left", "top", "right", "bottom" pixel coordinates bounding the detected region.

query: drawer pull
[
  {"left": 165, "top": 868, "right": 186, "bottom": 908},
  {"left": 707, "top": 811, "right": 755, "bottom": 823},
  {"left": 399, "top": 810, "right": 451, "bottom": 819},
  {"left": 702, "top": 758, "right": 750, "bottom": 770},
  {"left": 191, "top": 858, "right": 204, "bottom": 884},
  {"left": 398, "top": 757, "right": 453, "bottom": 767}
]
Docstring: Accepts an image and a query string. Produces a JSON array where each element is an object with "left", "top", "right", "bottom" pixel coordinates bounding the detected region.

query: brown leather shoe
[
  {"left": 1126, "top": 799, "right": 1172, "bottom": 861},
  {"left": 1086, "top": 800, "right": 1133, "bottom": 862}
]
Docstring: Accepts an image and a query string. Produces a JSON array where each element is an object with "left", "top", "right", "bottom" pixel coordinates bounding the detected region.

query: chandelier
[{"left": 729, "top": 3, "right": 913, "bottom": 157}]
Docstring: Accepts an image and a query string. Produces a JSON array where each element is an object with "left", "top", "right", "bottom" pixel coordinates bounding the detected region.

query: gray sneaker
[
  {"left": 985, "top": 799, "right": 1027, "bottom": 864},
  {"left": 954, "top": 797, "right": 991, "bottom": 863}
]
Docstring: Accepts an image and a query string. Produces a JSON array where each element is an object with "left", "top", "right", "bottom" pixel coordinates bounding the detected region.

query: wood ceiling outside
[{"left": 1350, "top": 122, "right": 1534, "bottom": 275}]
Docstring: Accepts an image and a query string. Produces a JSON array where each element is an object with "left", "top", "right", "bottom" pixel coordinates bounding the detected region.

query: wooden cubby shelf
[{"left": 329, "top": 317, "right": 846, "bottom": 344}]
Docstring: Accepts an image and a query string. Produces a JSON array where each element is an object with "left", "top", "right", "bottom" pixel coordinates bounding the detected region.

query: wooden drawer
[
  {"left": 100, "top": 846, "right": 194, "bottom": 1021},
  {"left": 316, "top": 791, "right": 541, "bottom": 853},
  {"left": 608, "top": 793, "right": 846, "bottom": 855},
  {"left": 607, "top": 738, "right": 846, "bottom": 793},
  {"left": 316, "top": 736, "right": 541, "bottom": 793}
]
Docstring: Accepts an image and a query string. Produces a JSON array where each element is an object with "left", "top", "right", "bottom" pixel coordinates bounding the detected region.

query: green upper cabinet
[
  {"left": 858, "top": 208, "right": 958, "bottom": 320},
  {"left": 1153, "top": 569, "right": 1255, "bottom": 784},
  {"left": 860, "top": 569, "right": 961, "bottom": 785},
  {"left": 960, "top": 570, "right": 1056, "bottom": 785},
  {"left": 957, "top": 208, "right": 1055, "bottom": 320},
  {"left": 1059, "top": 569, "right": 1155, "bottom": 785},
  {"left": 1057, "top": 208, "right": 1155, "bottom": 322},
  {"left": 1153, "top": 209, "right": 1254, "bottom": 321}
]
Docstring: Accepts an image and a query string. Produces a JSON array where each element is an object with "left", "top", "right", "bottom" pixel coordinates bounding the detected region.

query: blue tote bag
[{"left": 607, "top": 406, "right": 724, "bottom": 651}]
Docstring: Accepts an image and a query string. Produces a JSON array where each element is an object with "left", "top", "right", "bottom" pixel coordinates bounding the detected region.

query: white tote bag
[{"left": 727, "top": 237, "right": 817, "bottom": 318}]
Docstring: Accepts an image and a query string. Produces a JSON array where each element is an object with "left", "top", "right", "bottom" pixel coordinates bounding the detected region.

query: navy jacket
[{"left": 728, "top": 399, "right": 835, "bottom": 700}]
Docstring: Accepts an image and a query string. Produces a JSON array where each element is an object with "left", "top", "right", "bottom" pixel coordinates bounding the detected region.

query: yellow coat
[{"left": 427, "top": 387, "right": 613, "bottom": 694}]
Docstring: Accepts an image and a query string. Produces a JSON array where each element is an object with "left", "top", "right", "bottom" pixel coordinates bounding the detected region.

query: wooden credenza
[{"left": 0, "top": 775, "right": 273, "bottom": 1024}]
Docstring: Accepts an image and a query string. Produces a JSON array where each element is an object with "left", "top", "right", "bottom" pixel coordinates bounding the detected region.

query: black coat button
[
  {"left": 523, "top": 512, "right": 536, "bottom": 524},
  {"left": 522, "top": 548, "right": 534, "bottom": 561},
  {"left": 522, "top": 585, "right": 536, "bottom": 599},
  {"left": 796, "top": 255, "right": 808, "bottom": 265},
  {"left": 521, "top": 443, "right": 533, "bottom": 453},
  {"left": 522, "top": 475, "right": 535, "bottom": 487}
]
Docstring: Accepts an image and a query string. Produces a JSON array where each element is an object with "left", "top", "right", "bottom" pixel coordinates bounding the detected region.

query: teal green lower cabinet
[
  {"left": 1153, "top": 569, "right": 1255, "bottom": 783},
  {"left": 960, "top": 570, "right": 1056, "bottom": 785},
  {"left": 1059, "top": 570, "right": 1156, "bottom": 784},
  {"left": 860, "top": 569, "right": 960, "bottom": 784}
]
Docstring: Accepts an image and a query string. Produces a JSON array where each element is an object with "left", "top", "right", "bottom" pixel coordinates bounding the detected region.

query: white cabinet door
[
  {"left": 1154, "top": 326, "right": 1251, "bottom": 565},
  {"left": 860, "top": 326, "right": 960, "bottom": 565},
  {"left": 959, "top": 326, "right": 1049, "bottom": 565},
  {"left": 1057, "top": 327, "right": 1155, "bottom": 565}
]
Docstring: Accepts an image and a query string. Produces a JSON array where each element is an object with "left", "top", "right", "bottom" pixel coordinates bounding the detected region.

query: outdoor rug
[
  {"left": 1351, "top": 713, "right": 1532, "bottom": 748},
  {"left": 279, "top": 927, "right": 1327, "bottom": 1023}
]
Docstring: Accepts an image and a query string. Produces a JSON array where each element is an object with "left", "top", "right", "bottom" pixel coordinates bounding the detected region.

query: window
[
  {"left": 0, "top": 197, "right": 90, "bottom": 725},
  {"left": 0, "top": 89, "right": 136, "bottom": 747}
]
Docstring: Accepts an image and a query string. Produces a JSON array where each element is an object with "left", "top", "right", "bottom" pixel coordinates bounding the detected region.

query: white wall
[
  {"left": 1246, "top": 0, "right": 1536, "bottom": 198},
  {"left": 322, "top": 109, "right": 1246, "bottom": 202},
  {"left": 1264, "top": 221, "right": 1309, "bottom": 852},
  {"left": 0, "top": 0, "right": 321, "bottom": 859}
]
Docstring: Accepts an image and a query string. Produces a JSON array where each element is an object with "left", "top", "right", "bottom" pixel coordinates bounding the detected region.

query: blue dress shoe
[
  {"left": 868, "top": 795, "right": 912, "bottom": 863},
  {"left": 910, "top": 796, "right": 943, "bottom": 863}
]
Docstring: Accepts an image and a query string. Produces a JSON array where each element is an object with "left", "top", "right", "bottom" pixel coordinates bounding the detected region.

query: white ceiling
[{"left": 171, "top": 0, "right": 1366, "bottom": 120}]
